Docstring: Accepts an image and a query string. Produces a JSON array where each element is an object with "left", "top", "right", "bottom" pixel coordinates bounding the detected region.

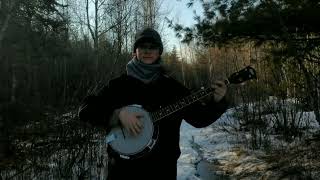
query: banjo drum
[{"left": 105, "top": 104, "right": 159, "bottom": 159}]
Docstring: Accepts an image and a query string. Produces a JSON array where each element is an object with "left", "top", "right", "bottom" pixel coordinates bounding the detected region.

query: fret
[
  {"left": 163, "top": 108, "right": 167, "bottom": 115},
  {"left": 162, "top": 110, "right": 166, "bottom": 116},
  {"left": 198, "top": 91, "right": 204, "bottom": 97},
  {"left": 193, "top": 93, "right": 199, "bottom": 99},
  {"left": 177, "top": 102, "right": 182, "bottom": 108},
  {"left": 200, "top": 91, "right": 205, "bottom": 96},
  {"left": 159, "top": 111, "right": 163, "bottom": 120},
  {"left": 163, "top": 108, "right": 169, "bottom": 116},
  {"left": 158, "top": 109, "right": 163, "bottom": 117},
  {"left": 155, "top": 112, "right": 160, "bottom": 120},
  {"left": 187, "top": 96, "right": 192, "bottom": 102},
  {"left": 150, "top": 112, "right": 155, "bottom": 121},
  {"left": 192, "top": 94, "right": 197, "bottom": 101},
  {"left": 151, "top": 112, "right": 156, "bottom": 121},
  {"left": 206, "top": 87, "right": 213, "bottom": 94},
  {"left": 152, "top": 87, "right": 215, "bottom": 123},
  {"left": 186, "top": 96, "right": 192, "bottom": 103},
  {"left": 154, "top": 112, "right": 158, "bottom": 120},
  {"left": 168, "top": 104, "right": 175, "bottom": 113}
]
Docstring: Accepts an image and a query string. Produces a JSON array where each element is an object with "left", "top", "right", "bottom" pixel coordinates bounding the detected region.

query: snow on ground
[
  {"left": 177, "top": 109, "right": 236, "bottom": 179},
  {"left": 177, "top": 108, "right": 319, "bottom": 179}
]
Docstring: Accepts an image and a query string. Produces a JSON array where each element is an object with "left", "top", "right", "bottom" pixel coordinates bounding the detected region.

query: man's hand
[
  {"left": 118, "top": 107, "right": 144, "bottom": 136},
  {"left": 211, "top": 80, "right": 227, "bottom": 102}
]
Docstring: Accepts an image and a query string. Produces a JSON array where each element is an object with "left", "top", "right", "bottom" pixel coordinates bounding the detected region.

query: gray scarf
[{"left": 126, "top": 57, "right": 162, "bottom": 84}]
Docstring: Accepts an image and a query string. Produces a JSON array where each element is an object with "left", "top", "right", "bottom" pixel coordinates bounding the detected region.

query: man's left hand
[{"left": 211, "top": 80, "right": 227, "bottom": 103}]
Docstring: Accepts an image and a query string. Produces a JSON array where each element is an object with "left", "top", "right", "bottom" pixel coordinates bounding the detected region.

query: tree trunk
[
  {"left": 0, "top": 11, "right": 11, "bottom": 44},
  {"left": 297, "top": 58, "right": 320, "bottom": 124},
  {"left": 0, "top": 115, "right": 8, "bottom": 159},
  {"left": 0, "top": 0, "right": 18, "bottom": 45},
  {"left": 11, "top": 65, "right": 17, "bottom": 103},
  {"left": 179, "top": 44, "right": 186, "bottom": 86}
]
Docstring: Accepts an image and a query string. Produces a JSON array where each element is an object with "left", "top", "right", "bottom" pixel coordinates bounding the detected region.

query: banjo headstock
[{"left": 225, "top": 66, "right": 257, "bottom": 85}]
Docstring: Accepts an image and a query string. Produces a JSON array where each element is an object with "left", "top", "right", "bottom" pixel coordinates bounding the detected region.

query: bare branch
[
  {"left": 98, "top": 0, "right": 107, "bottom": 9},
  {"left": 86, "top": 0, "right": 95, "bottom": 40}
]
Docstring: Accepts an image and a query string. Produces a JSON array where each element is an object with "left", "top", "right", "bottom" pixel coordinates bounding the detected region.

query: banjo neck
[
  {"left": 150, "top": 85, "right": 221, "bottom": 123},
  {"left": 149, "top": 65, "right": 257, "bottom": 123}
]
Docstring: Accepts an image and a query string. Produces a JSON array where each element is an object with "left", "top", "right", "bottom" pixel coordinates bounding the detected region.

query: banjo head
[{"left": 108, "top": 105, "right": 155, "bottom": 158}]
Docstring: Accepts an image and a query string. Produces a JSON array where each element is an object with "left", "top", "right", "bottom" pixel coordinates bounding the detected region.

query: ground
[{"left": 177, "top": 109, "right": 320, "bottom": 180}]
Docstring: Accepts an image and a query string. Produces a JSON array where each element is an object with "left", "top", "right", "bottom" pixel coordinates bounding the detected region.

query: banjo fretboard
[
  {"left": 149, "top": 65, "right": 256, "bottom": 123},
  {"left": 150, "top": 86, "right": 216, "bottom": 123}
]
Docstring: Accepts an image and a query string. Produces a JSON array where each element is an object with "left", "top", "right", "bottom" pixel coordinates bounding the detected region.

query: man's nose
[{"left": 143, "top": 49, "right": 152, "bottom": 53}]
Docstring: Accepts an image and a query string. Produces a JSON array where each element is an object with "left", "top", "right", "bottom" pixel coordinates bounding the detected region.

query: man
[{"left": 78, "top": 27, "right": 229, "bottom": 179}]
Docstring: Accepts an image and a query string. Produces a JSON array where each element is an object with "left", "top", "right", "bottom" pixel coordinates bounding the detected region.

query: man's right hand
[{"left": 118, "top": 107, "right": 144, "bottom": 136}]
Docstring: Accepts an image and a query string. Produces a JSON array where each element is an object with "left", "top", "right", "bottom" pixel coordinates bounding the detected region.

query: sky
[
  {"left": 84, "top": 0, "right": 204, "bottom": 52},
  {"left": 159, "top": 0, "right": 204, "bottom": 51}
]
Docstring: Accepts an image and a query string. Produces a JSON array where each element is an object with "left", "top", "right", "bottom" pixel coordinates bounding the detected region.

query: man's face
[{"left": 136, "top": 42, "right": 160, "bottom": 64}]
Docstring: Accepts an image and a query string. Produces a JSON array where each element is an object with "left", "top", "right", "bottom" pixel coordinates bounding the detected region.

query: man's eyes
[{"left": 139, "top": 45, "right": 158, "bottom": 49}]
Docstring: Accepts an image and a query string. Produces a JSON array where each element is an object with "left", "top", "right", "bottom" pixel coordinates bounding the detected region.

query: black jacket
[{"left": 78, "top": 73, "right": 229, "bottom": 179}]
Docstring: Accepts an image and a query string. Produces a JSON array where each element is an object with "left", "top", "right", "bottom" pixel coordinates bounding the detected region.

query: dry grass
[
  {"left": 263, "top": 134, "right": 320, "bottom": 179},
  {"left": 210, "top": 132, "right": 320, "bottom": 180}
]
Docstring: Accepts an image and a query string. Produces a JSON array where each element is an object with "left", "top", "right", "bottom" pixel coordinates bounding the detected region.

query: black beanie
[{"left": 133, "top": 28, "right": 163, "bottom": 55}]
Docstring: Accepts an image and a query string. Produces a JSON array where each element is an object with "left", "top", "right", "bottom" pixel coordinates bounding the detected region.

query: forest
[{"left": 0, "top": 0, "right": 319, "bottom": 179}]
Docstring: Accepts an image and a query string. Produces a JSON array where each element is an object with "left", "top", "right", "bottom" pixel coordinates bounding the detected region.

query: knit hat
[{"left": 133, "top": 28, "right": 163, "bottom": 55}]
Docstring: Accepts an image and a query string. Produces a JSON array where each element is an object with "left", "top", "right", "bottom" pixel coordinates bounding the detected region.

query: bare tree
[
  {"left": 0, "top": 0, "right": 20, "bottom": 45},
  {"left": 85, "top": 0, "right": 102, "bottom": 69},
  {"left": 142, "top": 0, "right": 156, "bottom": 28},
  {"left": 70, "top": 0, "right": 122, "bottom": 68}
]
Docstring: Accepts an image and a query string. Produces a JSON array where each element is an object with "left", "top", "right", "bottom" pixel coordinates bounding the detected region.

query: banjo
[{"left": 105, "top": 66, "right": 257, "bottom": 159}]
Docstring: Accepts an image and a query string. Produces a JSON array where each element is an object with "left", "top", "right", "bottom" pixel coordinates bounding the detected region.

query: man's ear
[{"left": 132, "top": 52, "right": 136, "bottom": 57}]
